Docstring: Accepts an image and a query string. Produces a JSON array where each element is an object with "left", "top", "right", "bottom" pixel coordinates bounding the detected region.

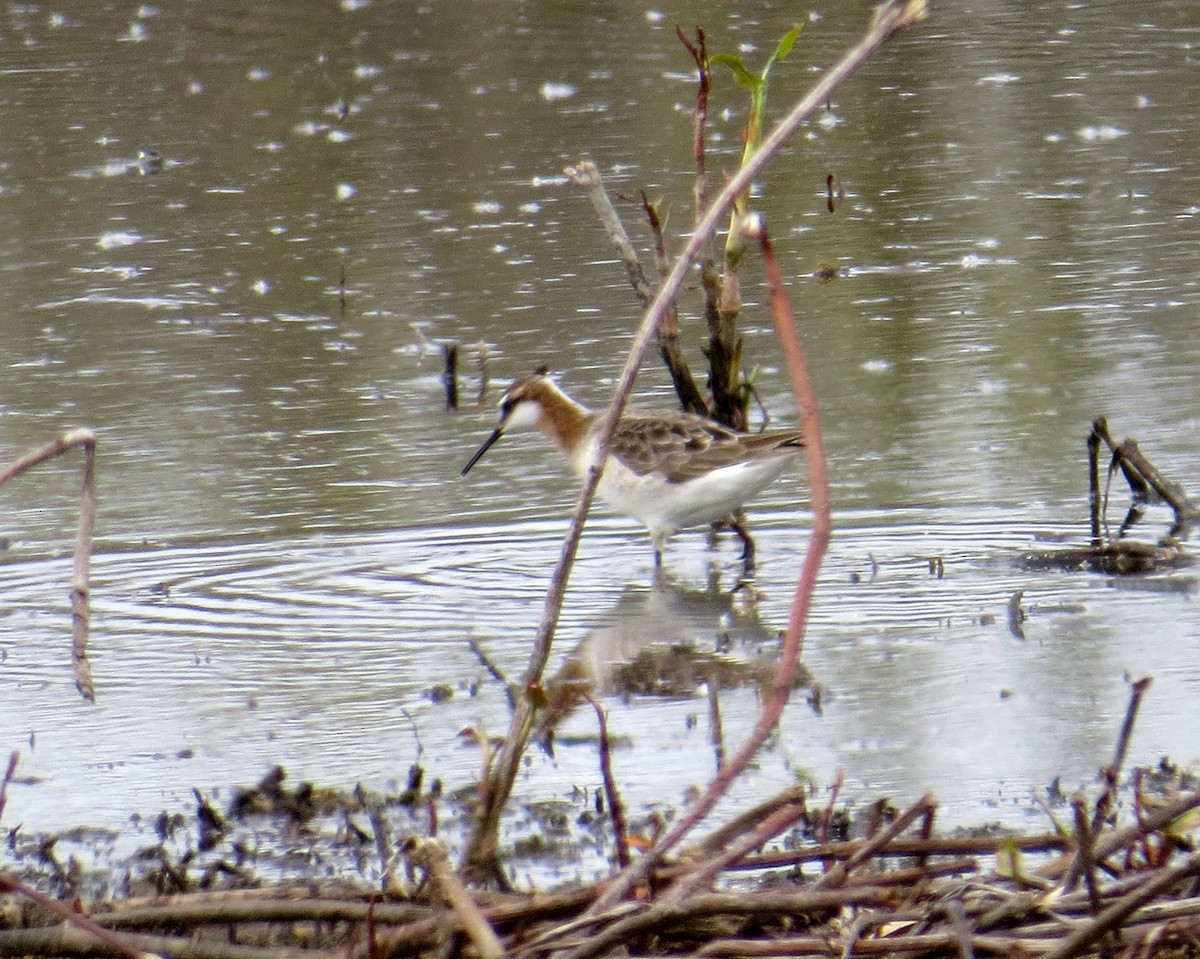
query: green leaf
[
  {"left": 711, "top": 53, "right": 760, "bottom": 92},
  {"left": 761, "top": 24, "right": 804, "bottom": 97},
  {"left": 769, "top": 24, "right": 804, "bottom": 71}
]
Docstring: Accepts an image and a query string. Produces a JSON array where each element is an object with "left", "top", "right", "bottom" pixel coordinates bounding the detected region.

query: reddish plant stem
[
  {"left": 676, "top": 25, "right": 711, "bottom": 225},
  {"left": 584, "top": 695, "right": 630, "bottom": 871}
]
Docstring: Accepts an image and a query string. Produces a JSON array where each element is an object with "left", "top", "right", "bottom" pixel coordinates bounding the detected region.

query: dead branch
[
  {"left": 675, "top": 25, "right": 713, "bottom": 226},
  {"left": 1092, "top": 675, "right": 1152, "bottom": 836},
  {"left": 1093, "top": 416, "right": 1200, "bottom": 542},
  {"left": 1028, "top": 418, "right": 1198, "bottom": 573},
  {"left": 404, "top": 839, "right": 505, "bottom": 959},
  {"left": 0, "top": 427, "right": 97, "bottom": 701},
  {"left": 1042, "top": 852, "right": 1200, "bottom": 959},
  {"left": 583, "top": 695, "right": 630, "bottom": 871},
  {"left": 10, "top": 764, "right": 1200, "bottom": 959},
  {"left": 661, "top": 799, "right": 808, "bottom": 904},
  {"left": 709, "top": 832, "right": 1070, "bottom": 875},
  {"left": 0, "top": 872, "right": 147, "bottom": 959},
  {"left": 1038, "top": 785, "right": 1200, "bottom": 881},
  {"left": 688, "top": 784, "right": 810, "bottom": 862},
  {"left": 637, "top": 189, "right": 708, "bottom": 416},
  {"left": 546, "top": 887, "right": 895, "bottom": 959},
  {"left": 565, "top": 162, "right": 653, "bottom": 307},
  {"left": 814, "top": 793, "right": 938, "bottom": 889}
]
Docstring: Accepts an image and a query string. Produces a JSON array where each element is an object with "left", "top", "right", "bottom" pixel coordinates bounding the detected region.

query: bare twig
[
  {"left": 467, "top": 637, "right": 514, "bottom": 709},
  {"left": 674, "top": 24, "right": 740, "bottom": 428},
  {"left": 675, "top": 25, "right": 712, "bottom": 226},
  {"left": 442, "top": 343, "right": 459, "bottom": 410},
  {"left": 697, "top": 931, "right": 1030, "bottom": 957},
  {"left": 1092, "top": 417, "right": 1200, "bottom": 542},
  {"left": 706, "top": 667, "right": 725, "bottom": 773},
  {"left": 637, "top": 189, "right": 708, "bottom": 415},
  {"left": 918, "top": 797, "right": 937, "bottom": 872},
  {"left": 1039, "top": 787, "right": 1200, "bottom": 880},
  {"left": 661, "top": 798, "right": 807, "bottom": 904},
  {"left": 574, "top": 167, "right": 706, "bottom": 416},
  {"left": 1042, "top": 852, "right": 1200, "bottom": 959},
  {"left": 0, "top": 872, "right": 148, "bottom": 959},
  {"left": 1068, "top": 793, "right": 1104, "bottom": 908},
  {"left": 583, "top": 695, "right": 630, "bottom": 870},
  {"left": 814, "top": 793, "right": 938, "bottom": 889},
  {"left": 362, "top": 794, "right": 395, "bottom": 893},
  {"left": 638, "top": 189, "right": 670, "bottom": 280},
  {"left": 566, "top": 162, "right": 654, "bottom": 306},
  {"left": 820, "top": 770, "right": 845, "bottom": 850},
  {"left": 0, "top": 925, "right": 309, "bottom": 959},
  {"left": 1088, "top": 421, "right": 1104, "bottom": 546},
  {"left": 1091, "top": 675, "right": 1152, "bottom": 837},
  {"left": 0, "top": 751, "right": 17, "bottom": 823},
  {"left": 0, "top": 427, "right": 98, "bottom": 701},
  {"left": 404, "top": 839, "right": 505, "bottom": 959},
  {"left": 693, "top": 831, "right": 1068, "bottom": 877},
  {"left": 688, "top": 784, "right": 809, "bottom": 861},
  {"left": 551, "top": 887, "right": 894, "bottom": 959}
]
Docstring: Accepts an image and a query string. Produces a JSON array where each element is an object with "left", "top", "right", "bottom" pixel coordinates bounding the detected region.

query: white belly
[{"left": 570, "top": 434, "right": 795, "bottom": 543}]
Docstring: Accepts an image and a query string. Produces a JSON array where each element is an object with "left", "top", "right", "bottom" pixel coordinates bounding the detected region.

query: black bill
[{"left": 461, "top": 427, "right": 505, "bottom": 476}]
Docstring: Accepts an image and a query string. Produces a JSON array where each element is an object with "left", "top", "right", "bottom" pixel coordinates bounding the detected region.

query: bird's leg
[{"left": 726, "top": 511, "right": 757, "bottom": 578}]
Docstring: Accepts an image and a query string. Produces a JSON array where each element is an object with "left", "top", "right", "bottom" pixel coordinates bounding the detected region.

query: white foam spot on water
[
  {"left": 540, "top": 82, "right": 576, "bottom": 102},
  {"left": 1077, "top": 124, "right": 1126, "bottom": 142},
  {"left": 97, "top": 231, "right": 143, "bottom": 250},
  {"left": 121, "top": 21, "right": 149, "bottom": 42}
]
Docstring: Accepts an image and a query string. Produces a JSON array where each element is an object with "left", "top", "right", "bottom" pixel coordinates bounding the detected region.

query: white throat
[{"left": 502, "top": 397, "right": 543, "bottom": 433}]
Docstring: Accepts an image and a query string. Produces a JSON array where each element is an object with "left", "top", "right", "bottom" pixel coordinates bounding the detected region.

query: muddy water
[{"left": 2, "top": 1, "right": 1200, "bottom": 855}]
